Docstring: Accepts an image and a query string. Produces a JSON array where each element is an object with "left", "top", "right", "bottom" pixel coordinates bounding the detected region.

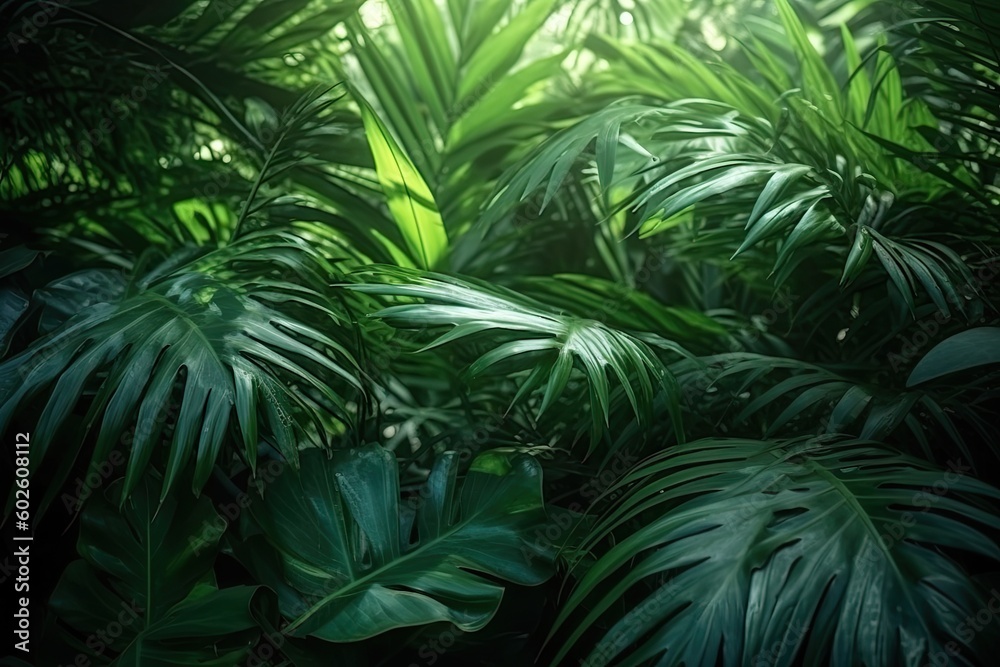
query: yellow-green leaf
[{"left": 355, "top": 89, "right": 448, "bottom": 270}]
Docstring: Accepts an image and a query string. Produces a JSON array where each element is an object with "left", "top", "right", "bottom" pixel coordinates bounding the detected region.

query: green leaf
[
  {"left": 456, "top": 0, "right": 560, "bottom": 105},
  {"left": 0, "top": 245, "right": 42, "bottom": 279},
  {"left": 48, "top": 477, "right": 272, "bottom": 665},
  {"left": 355, "top": 88, "right": 448, "bottom": 270},
  {"left": 348, "top": 266, "right": 676, "bottom": 444},
  {"left": 907, "top": 327, "right": 1000, "bottom": 387},
  {"left": 239, "top": 445, "right": 554, "bottom": 641},
  {"left": 0, "top": 245, "right": 360, "bottom": 507},
  {"left": 0, "top": 287, "right": 28, "bottom": 357},
  {"left": 35, "top": 268, "right": 127, "bottom": 334},
  {"left": 842, "top": 226, "right": 873, "bottom": 286},
  {"left": 550, "top": 438, "right": 1000, "bottom": 667}
]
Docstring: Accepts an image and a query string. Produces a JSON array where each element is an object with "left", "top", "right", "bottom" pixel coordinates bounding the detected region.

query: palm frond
[
  {"left": 550, "top": 437, "right": 1000, "bottom": 667},
  {"left": 0, "top": 236, "right": 361, "bottom": 511},
  {"left": 347, "top": 266, "right": 683, "bottom": 447}
]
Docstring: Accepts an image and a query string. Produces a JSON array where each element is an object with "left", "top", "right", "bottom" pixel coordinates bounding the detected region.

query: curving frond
[
  {"left": 347, "top": 266, "right": 683, "bottom": 447},
  {"left": 549, "top": 437, "right": 1000, "bottom": 667},
  {"left": 0, "top": 237, "right": 361, "bottom": 509}
]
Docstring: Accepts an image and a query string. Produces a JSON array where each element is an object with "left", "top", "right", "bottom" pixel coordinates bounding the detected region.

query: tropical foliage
[{"left": 2, "top": 0, "right": 999, "bottom": 665}]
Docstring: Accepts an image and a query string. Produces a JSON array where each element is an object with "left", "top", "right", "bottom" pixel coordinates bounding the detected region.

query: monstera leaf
[
  {"left": 237, "top": 445, "right": 554, "bottom": 641},
  {"left": 48, "top": 477, "right": 273, "bottom": 666},
  {"left": 550, "top": 438, "right": 1000, "bottom": 667}
]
